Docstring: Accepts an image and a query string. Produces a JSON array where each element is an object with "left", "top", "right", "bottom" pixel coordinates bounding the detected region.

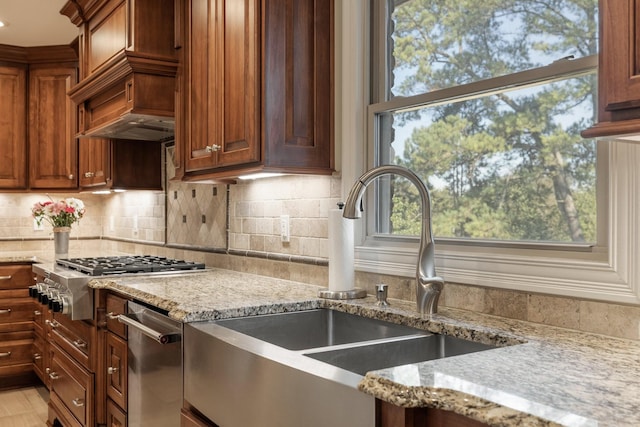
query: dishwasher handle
[{"left": 117, "top": 312, "right": 181, "bottom": 344}]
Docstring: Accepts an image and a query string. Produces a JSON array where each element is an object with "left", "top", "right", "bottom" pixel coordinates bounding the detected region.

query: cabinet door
[
  {"left": 0, "top": 65, "right": 27, "bottom": 188},
  {"left": 262, "top": 0, "right": 334, "bottom": 171},
  {"left": 106, "top": 332, "right": 127, "bottom": 411},
  {"left": 106, "top": 398, "right": 127, "bottom": 427},
  {"left": 600, "top": 0, "right": 640, "bottom": 112},
  {"left": 184, "top": 0, "right": 260, "bottom": 173},
  {"left": 28, "top": 66, "right": 79, "bottom": 189},
  {"left": 79, "top": 138, "right": 111, "bottom": 188}
]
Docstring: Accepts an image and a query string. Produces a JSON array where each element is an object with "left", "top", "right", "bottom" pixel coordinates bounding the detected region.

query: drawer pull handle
[
  {"left": 46, "top": 320, "right": 60, "bottom": 328},
  {"left": 49, "top": 372, "right": 60, "bottom": 380},
  {"left": 34, "top": 310, "right": 41, "bottom": 316},
  {"left": 107, "top": 366, "right": 118, "bottom": 374},
  {"left": 34, "top": 353, "right": 42, "bottom": 360},
  {"left": 72, "top": 398, "right": 84, "bottom": 407},
  {"left": 0, "top": 275, "right": 12, "bottom": 280},
  {"left": 73, "top": 339, "right": 87, "bottom": 349},
  {"left": 106, "top": 312, "right": 120, "bottom": 320},
  {"left": 0, "top": 352, "right": 11, "bottom": 358},
  {"left": 0, "top": 309, "right": 11, "bottom": 314}
]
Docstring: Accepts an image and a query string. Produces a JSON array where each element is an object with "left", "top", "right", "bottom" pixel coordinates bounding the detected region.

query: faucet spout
[{"left": 343, "top": 165, "right": 444, "bottom": 315}]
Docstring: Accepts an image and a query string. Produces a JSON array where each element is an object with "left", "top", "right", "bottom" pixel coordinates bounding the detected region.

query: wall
[{"left": 1, "top": 177, "right": 639, "bottom": 341}]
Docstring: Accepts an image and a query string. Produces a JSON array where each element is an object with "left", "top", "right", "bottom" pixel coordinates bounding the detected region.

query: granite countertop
[{"left": 89, "top": 268, "right": 640, "bottom": 427}]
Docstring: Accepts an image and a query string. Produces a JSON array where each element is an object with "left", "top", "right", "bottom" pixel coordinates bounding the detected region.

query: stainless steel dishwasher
[{"left": 118, "top": 300, "right": 182, "bottom": 427}]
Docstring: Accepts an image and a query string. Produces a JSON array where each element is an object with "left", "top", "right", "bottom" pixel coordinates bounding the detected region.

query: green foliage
[{"left": 385, "top": 0, "right": 598, "bottom": 243}]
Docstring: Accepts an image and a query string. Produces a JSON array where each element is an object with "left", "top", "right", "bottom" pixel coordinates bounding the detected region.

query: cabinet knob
[
  {"left": 107, "top": 366, "right": 119, "bottom": 374},
  {"left": 48, "top": 371, "right": 60, "bottom": 380},
  {"left": 68, "top": 174, "right": 74, "bottom": 180},
  {"left": 73, "top": 339, "right": 87, "bottom": 349},
  {"left": 205, "top": 144, "right": 221, "bottom": 152},
  {"left": 34, "top": 310, "right": 41, "bottom": 316},
  {"left": 0, "top": 351, "right": 11, "bottom": 358},
  {"left": 34, "top": 353, "right": 42, "bottom": 360}
]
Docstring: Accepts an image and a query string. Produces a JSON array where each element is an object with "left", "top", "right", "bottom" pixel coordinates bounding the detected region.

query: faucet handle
[{"left": 375, "top": 284, "right": 390, "bottom": 306}]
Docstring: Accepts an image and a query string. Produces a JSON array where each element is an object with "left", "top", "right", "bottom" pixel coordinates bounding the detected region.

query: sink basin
[
  {"left": 215, "top": 308, "right": 428, "bottom": 350},
  {"left": 304, "top": 334, "right": 496, "bottom": 375}
]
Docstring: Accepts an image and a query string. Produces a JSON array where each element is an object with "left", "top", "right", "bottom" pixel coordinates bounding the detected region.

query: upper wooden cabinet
[
  {"left": 79, "top": 138, "right": 111, "bottom": 188},
  {"left": 29, "top": 64, "right": 79, "bottom": 189},
  {"left": 0, "top": 65, "right": 27, "bottom": 189},
  {"left": 582, "top": 0, "right": 640, "bottom": 139},
  {"left": 79, "top": 138, "right": 162, "bottom": 190},
  {"left": 62, "top": 0, "right": 178, "bottom": 141},
  {"left": 175, "top": 0, "right": 334, "bottom": 181}
]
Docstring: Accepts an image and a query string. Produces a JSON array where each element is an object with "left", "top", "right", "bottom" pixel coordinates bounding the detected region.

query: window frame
[{"left": 337, "top": 0, "right": 640, "bottom": 305}]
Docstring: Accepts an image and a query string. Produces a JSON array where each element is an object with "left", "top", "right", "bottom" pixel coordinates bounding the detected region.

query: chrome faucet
[{"left": 343, "top": 165, "right": 444, "bottom": 315}]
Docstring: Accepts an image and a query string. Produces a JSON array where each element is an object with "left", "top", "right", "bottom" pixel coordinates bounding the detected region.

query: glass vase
[{"left": 53, "top": 227, "right": 71, "bottom": 260}]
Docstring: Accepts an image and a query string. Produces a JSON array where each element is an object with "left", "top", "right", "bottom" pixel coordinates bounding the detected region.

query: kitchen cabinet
[
  {"left": 176, "top": 0, "right": 334, "bottom": 181},
  {"left": 377, "top": 400, "right": 489, "bottom": 427},
  {"left": 79, "top": 138, "right": 162, "bottom": 190},
  {"left": 28, "top": 63, "right": 79, "bottom": 189},
  {"left": 0, "top": 263, "right": 38, "bottom": 390},
  {"left": 49, "top": 342, "right": 95, "bottom": 426},
  {"left": 45, "top": 307, "right": 99, "bottom": 426},
  {"left": 63, "top": 0, "right": 178, "bottom": 140},
  {"left": 79, "top": 138, "right": 111, "bottom": 188},
  {"left": 0, "top": 65, "right": 27, "bottom": 189},
  {"left": 102, "top": 291, "right": 129, "bottom": 427},
  {"left": 582, "top": 0, "right": 640, "bottom": 139}
]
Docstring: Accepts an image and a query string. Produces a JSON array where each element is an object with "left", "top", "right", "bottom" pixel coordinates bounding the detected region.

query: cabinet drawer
[
  {"left": 0, "top": 338, "right": 34, "bottom": 367},
  {"left": 50, "top": 314, "right": 93, "bottom": 370},
  {"left": 33, "top": 336, "right": 45, "bottom": 382},
  {"left": 49, "top": 392, "right": 84, "bottom": 427},
  {"left": 106, "top": 332, "right": 127, "bottom": 410},
  {"left": 106, "top": 293, "right": 128, "bottom": 339},
  {"left": 106, "top": 398, "right": 127, "bottom": 427},
  {"left": 0, "top": 264, "right": 33, "bottom": 290},
  {"left": 50, "top": 344, "right": 94, "bottom": 426},
  {"left": 0, "top": 298, "right": 36, "bottom": 324}
]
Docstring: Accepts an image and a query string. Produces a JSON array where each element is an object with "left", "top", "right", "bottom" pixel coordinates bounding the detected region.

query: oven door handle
[{"left": 117, "top": 313, "right": 181, "bottom": 344}]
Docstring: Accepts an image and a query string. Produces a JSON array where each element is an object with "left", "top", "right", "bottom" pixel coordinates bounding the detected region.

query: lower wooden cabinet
[
  {"left": 106, "top": 332, "right": 127, "bottom": 410},
  {"left": 106, "top": 398, "right": 127, "bottom": 427},
  {"left": 49, "top": 343, "right": 95, "bottom": 426},
  {"left": 377, "top": 399, "right": 490, "bottom": 427},
  {"left": 0, "top": 263, "right": 38, "bottom": 390}
]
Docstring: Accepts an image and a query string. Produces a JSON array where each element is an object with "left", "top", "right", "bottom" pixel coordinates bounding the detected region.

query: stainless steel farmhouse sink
[
  {"left": 215, "top": 308, "right": 429, "bottom": 350},
  {"left": 184, "top": 309, "right": 501, "bottom": 427},
  {"left": 304, "top": 333, "right": 495, "bottom": 375}
]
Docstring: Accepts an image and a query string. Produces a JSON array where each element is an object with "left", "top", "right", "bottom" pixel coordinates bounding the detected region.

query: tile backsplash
[{"left": 0, "top": 172, "right": 639, "bottom": 341}]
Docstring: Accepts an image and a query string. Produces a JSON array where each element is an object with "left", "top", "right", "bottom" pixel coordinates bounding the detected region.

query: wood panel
[
  {"left": 105, "top": 333, "right": 127, "bottom": 411},
  {"left": 28, "top": 65, "right": 78, "bottom": 189},
  {"left": 79, "top": 138, "right": 111, "bottom": 188},
  {"left": 0, "top": 65, "right": 27, "bottom": 188}
]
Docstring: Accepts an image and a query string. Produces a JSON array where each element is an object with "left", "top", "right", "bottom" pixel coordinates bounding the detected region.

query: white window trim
[{"left": 337, "top": 0, "right": 640, "bottom": 305}]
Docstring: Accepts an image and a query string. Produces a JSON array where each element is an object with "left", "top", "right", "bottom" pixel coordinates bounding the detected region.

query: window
[
  {"left": 370, "top": 0, "right": 599, "bottom": 246},
  {"left": 337, "top": 0, "right": 640, "bottom": 304}
]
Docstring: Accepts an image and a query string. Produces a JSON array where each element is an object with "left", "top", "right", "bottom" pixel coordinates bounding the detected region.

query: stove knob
[
  {"left": 40, "top": 293, "right": 49, "bottom": 305},
  {"left": 51, "top": 300, "right": 62, "bottom": 313},
  {"left": 59, "top": 295, "right": 71, "bottom": 316},
  {"left": 28, "top": 285, "right": 38, "bottom": 298}
]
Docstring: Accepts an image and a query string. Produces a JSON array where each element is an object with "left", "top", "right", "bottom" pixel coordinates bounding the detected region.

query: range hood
[
  {"left": 80, "top": 113, "right": 175, "bottom": 142},
  {"left": 69, "top": 51, "right": 178, "bottom": 142}
]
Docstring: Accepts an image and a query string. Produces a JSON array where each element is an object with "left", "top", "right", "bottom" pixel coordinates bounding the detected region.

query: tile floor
[{"left": 0, "top": 386, "right": 48, "bottom": 426}]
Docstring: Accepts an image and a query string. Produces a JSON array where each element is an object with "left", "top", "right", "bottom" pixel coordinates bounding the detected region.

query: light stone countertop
[{"left": 88, "top": 267, "right": 640, "bottom": 427}]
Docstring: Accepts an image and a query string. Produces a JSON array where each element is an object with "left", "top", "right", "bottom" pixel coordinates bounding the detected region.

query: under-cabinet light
[{"left": 237, "top": 172, "right": 285, "bottom": 180}]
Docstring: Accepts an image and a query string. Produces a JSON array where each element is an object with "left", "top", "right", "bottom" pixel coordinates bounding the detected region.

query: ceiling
[{"left": 0, "top": 0, "right": 78, "bottom": 47}]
